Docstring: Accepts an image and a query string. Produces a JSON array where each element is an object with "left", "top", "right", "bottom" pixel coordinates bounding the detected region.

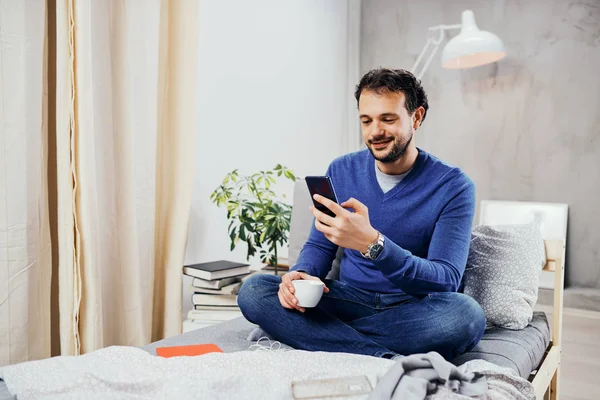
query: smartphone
[
  {"left": 305, "top": 176, "right": 339, "bottom": 218},
  {"left": 291, "top": 375, "right": 372, "bottom": 399}
]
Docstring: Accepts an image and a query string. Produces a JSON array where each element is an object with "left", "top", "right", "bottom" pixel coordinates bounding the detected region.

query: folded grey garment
[
  {"left": 368, "top": 351, "right": 487, "bottom": 400},
  {"left": 247, "top": 327, "right": 276, "bottom": 342}
]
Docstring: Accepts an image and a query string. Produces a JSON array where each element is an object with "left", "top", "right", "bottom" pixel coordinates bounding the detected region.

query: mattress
[
  {"left": 0, "top": 311, "right": 550, "bottom": 399},
  {"left": 144, "top": 312, "right": 550, "bottom": 379},
  {"left": 452, "top": 312, "right": 550, "bottom": 378},
  {"left": 144, "top": 313, "right": 550, "bottom": 380},
  {"left": 143, "top": 315, "right": 264, "bottom": 355}
]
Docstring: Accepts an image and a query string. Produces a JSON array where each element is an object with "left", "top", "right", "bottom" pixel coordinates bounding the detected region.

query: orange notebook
[{"left": 156, "top": 344, "right": 223, "bottom": 358}]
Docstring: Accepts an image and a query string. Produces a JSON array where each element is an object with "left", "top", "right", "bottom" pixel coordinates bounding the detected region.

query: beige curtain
[
  {"left": 0, "top": 0, "right": 53, "bottom": 365},
  {"left": 0, "top": 0, "right": 198, "bottom": 364}
]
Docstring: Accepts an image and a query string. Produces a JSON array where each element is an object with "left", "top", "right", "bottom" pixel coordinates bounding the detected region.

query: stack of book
[
  {"left": 184, "top": 260, "right": 251, "bottom": 309},
  {"left": 182, "top": 260, "right": 252, "bottom": 330}
]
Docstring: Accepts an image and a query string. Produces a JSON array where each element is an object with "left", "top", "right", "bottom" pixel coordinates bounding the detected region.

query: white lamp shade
[{"left": 441, "top": 10, "right": 506, "bottom": 69}]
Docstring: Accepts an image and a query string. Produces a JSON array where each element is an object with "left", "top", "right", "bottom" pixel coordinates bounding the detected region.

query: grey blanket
[
  {"left": 0, "top": 380, "right": 13, "bottom": 400},
  {"left": 368, "top": 352, "right": 487, "bottom": 400}
]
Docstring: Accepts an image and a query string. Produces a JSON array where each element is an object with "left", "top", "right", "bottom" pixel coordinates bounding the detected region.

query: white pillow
[{"left": 463, "top": 219, "right": 546, "bottom": 330}]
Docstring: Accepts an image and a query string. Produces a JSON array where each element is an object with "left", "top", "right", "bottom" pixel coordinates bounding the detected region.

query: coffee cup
[{"left": 292, "top": 280, "right": 325, "bottom": 308}]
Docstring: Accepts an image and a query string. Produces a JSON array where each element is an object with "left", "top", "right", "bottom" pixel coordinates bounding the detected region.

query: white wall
[{"left": 183, "top": 0, "right": 359, "bottom": 312}]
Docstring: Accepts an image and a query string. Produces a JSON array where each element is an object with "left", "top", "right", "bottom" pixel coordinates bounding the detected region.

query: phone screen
[{"left": 305, "top": 176, "right": 339, "bottom": 218}]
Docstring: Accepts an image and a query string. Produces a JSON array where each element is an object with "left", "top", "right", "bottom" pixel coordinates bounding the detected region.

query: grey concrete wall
[{"left": 361, "top": 0, "right": 600, "bottom": 288}]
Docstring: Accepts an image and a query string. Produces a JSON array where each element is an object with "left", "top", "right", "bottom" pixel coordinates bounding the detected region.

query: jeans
[{"left": 237, "top": 274, "right": 486, "bottom": 361}]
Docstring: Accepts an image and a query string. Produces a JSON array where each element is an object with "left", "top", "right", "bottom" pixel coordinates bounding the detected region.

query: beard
[{"left": 367, "top": 128, "right": 413, "bottom": 163}]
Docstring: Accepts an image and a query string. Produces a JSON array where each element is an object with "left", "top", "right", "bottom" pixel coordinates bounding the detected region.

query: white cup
[{"left": 292, "top": 280, "right": 325, "bottom": 308}]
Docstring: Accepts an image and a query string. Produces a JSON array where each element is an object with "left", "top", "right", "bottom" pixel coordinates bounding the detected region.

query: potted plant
[{"left": 210, "top": 164, "right": 297, "bottom": 275}]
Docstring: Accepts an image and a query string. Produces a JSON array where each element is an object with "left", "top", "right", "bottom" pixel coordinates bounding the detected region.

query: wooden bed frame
[{"left": 530, "top": 239, "right": 566, "bottom": 400}]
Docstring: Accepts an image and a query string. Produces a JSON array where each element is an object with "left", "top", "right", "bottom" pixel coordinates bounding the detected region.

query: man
[{"left": 237, "top": 68, "right": 485, "bottom": 361}]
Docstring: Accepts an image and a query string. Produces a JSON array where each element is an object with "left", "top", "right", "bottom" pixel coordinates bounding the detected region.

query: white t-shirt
[{"left": 375, "top": 161, "right": 411, "bottom": 193}]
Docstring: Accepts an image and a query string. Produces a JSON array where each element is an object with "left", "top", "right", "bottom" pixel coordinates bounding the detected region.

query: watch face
[{"left": 369, "top": 244, "right": 383, "bottom": 259}]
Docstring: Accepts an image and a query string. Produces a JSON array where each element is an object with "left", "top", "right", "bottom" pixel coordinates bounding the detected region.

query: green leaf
[
  {"left": 247, "top": 237, "right": 255, "bottom": 257},
  {"left": 265, "top": 223, "right": 276, "bottom": 239}
]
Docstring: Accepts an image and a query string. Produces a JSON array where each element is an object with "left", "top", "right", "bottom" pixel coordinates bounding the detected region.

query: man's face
[{"left": 359, "top": 90, "right": 416, "bottom": 164}]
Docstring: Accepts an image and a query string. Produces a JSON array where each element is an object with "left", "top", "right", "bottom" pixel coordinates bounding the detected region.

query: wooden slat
[
  {"left": 551, "top": 366, "right": 560, "bottom": 400},
  {"left": 544, "top": 239, "right": 564, "bottom": 261},
  {"left": 550, "top": 239, "right": 566, "bottom": 349},
  {"left": 548, "top": 239, "right": 565, "bottom": 400},
  {"left": 535, "top": 239, "right": 566, "bottom": 399},
  {"left": 533, "top": 347, "right": 561, "bottom": 399}
]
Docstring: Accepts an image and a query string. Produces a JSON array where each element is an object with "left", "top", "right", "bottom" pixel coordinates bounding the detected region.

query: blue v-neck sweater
[{"left": 291, "top": 148, "right": 476, "bottom": 295}]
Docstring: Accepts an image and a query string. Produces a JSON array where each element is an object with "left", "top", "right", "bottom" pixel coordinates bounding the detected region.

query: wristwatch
[{"left": 361, "top": 231, "right": 385, "bottom": 260}]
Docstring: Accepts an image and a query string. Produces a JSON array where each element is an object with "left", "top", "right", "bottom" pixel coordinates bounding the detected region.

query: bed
[
  {"left": 146, "top": 194, "right": 566, "bottom": 399},
  {"left": 0, "top": 192, "right": 567, "bottom": 400},
  {"left": 0, "top": 311, "right": 553, "bottom": 400}
]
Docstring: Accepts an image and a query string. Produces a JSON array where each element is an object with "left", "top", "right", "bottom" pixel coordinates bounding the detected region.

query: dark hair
[{"left": 354, "top": 68, "right": 429, "bottom": 123}]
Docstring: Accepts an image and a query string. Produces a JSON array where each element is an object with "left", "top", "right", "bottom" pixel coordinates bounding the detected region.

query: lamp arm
[
  {"left": 416, "top": 40, "right": 442, "bottom": 80},
  {"left": 411, "top": 37, "right": 434, "bottom": 78},
  {"left": 412, "top": 24, "right": 462, "bottom": 80},
  {"left": 428, "top": 24, "right": 462, "bottom": 32}
]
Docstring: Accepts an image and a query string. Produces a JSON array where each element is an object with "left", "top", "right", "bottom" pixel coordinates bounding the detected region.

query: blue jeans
[{"left": 237, "top": 274, "right": 486, "bottom": 360}]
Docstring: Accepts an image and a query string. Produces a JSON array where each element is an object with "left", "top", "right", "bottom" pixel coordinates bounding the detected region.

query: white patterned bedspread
[{"left": 0, "top": 346, "right": 534, "bottom": 400}]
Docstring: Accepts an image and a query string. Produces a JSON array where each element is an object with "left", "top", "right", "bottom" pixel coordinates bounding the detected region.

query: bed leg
[{"left": 550, "top": 367, "right": 560, "bottom": 400}]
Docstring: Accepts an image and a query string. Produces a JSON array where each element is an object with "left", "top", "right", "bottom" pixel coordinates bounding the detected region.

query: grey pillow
[{"left": 463, "top": 219, "right": 546, "bottom": 330}]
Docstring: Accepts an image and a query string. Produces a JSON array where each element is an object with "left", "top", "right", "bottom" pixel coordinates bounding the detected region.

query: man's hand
[
  {"left": 279, "top": 271, "right": 329, "bottom": 313},
  {"left": 311, "top": 195, "right": 379, "bottom": 253}
]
